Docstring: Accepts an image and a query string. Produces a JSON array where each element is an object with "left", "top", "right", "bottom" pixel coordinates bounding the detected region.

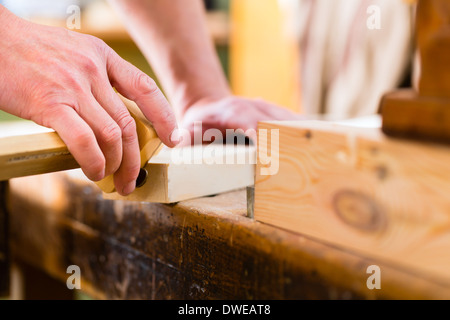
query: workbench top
[{"left": 6, "top": 171, "right": 450, "bottom": 299}]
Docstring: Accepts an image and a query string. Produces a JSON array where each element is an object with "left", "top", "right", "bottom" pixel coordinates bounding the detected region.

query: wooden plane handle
[
  {"left": 95, "top": 97, "right": 163, "bottom": 193},
  {"left": 0, "top": 96, "right": 163, "bottom": 193}
]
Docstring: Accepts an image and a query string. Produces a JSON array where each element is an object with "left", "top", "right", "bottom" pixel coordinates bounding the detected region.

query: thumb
[{"left": 106, "top": 49, "right": 179, "bottom": 147}]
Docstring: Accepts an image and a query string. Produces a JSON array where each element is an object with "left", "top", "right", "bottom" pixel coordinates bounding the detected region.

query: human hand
[
  {"left": 179, "top": 96, "right": 303, "bottom": 144},
  {"left": 0, "top": 7, "right": 178, "bottom": 195}
]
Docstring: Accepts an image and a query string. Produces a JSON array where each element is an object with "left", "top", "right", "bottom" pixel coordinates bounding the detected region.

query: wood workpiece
[
  {"left": 254, "top": 119, "right": 450, "bottom": 284},
  {"left": 102, "top": 145, "right": 255, "bottom": 203}
]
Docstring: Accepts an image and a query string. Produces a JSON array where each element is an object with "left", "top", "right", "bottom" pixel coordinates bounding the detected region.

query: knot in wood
[{"left": 333, "top": 190, "right": 385, "bottom": 232}]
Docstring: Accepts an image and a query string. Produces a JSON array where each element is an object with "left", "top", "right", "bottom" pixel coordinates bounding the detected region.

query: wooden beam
[
  {"left": 0, "top": 181, "right": 9, "bottom": 297},
  {"left": 255, "top": 120, "right": 450, "bottom": 283},
  {"left": 0, "top": 132, "right": 78, "bottom": 181}
]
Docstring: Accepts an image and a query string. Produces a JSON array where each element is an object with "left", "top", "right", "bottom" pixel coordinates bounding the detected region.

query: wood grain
[
  {"left": 255, "top": 120, "right": 450, "bottom": 283},
  {"left": 8, "top": 172, "right": 450, "bottom": 299},
  {"left": 102, "top": 145, "right": 256, "bottom": 203},
  {"left": 0, "top": 132, "right": 79, "bottom": 181}
]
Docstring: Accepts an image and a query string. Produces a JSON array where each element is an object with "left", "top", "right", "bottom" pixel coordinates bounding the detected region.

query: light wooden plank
[
  {"left": 103, "top": 145, "right": 256, "bottom": 203},
  {"left": 254, "top": 120, "right": 450, "bottom": 282}
]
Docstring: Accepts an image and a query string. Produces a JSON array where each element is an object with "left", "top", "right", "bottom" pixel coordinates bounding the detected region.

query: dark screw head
[{"left": 136, "top": 168, "right": 148, "bottom": 188}]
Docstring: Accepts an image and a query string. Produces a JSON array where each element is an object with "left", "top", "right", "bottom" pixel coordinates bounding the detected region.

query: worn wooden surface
[
  {"left": 0, "top": 181, "right": 9, "bottom": 296},
  {"left": 255, "top": 120, "right": 450, "bottom": 286},
  {"left": 6, "top": 172, "right": 450, "bottom": 299}
]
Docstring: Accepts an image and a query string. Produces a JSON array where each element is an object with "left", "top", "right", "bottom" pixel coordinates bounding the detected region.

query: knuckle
[
  {"left": 90, "top": 36, "right": 109, "bottom": 56},
  {"left": 92, "top": 36, "right": 107, "bottom": 49},
  {"left": 132, "top": 72, "right": 158, "bottom": 97},
  {"left": 116, "top": 112, "right": 137, "bottom": 140},
  {"left": 83, "top": 33, "right": 106, "bottom": 49},
  {"left": 63, "top": 73, "right": 86, "bottom": 94},
  {"left": 73, "top": 129, "right": 94, "bottom": 151},
  {"left": 153, "top": 106, "right": 174, "bottom": 124},
  {"left": 81, "top": 56, "right": 101, "bottom": 76},
  {"left": 71, "top": 131, "right": 105, "bottom": 179},
  {"left": 100, "top": 122, "right": 122, "bottom": 145}
]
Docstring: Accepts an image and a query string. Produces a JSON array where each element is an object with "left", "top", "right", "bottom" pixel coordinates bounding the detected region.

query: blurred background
[{"left": 0, "top": 0, "right": 302, "bottom": 122}]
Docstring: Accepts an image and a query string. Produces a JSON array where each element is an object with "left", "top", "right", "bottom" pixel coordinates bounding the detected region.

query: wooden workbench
[{"left": 4, "top": 171, "right": 450, "bottom": 300}]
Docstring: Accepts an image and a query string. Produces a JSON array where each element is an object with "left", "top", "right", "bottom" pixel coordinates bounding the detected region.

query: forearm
[{"left": 108, "top": 0, "right": 231, "bottom": 116}]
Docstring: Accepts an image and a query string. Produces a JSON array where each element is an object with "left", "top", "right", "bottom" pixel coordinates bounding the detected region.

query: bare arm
[
  {"left": 108, "top": 0, "right": 301, "bottom": 142},
  {"left": 108, "top": 0, "right": 230, "bottom": 116}
]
